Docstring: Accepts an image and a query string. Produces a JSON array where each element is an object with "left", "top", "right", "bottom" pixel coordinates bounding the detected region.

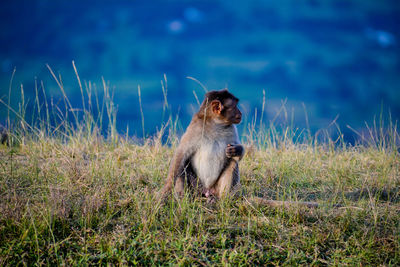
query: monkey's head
[{"left": 199, "top": 89, "right": 242, "bottom": 125}]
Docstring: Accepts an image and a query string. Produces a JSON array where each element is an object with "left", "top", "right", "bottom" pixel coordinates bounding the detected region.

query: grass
[{"left": 0, "top": 65, "right": 399, "bottom": 265}]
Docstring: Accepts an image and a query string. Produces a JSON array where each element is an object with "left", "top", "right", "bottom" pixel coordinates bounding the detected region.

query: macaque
[
  {"left": 159, "top": 89, "right": 319, "bottom": 208},
  {"left": 159, "top": 89, "right": 244, "bottom": 201}
]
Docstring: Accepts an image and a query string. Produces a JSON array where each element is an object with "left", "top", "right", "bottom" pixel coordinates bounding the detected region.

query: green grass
[{"left": 0, "top": 67, "right": 399, "bottom": 265}]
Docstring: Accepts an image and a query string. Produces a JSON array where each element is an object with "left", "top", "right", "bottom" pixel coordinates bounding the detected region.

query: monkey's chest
[{"left": 192, "top": 140, "right": 227, "bottom": 189}]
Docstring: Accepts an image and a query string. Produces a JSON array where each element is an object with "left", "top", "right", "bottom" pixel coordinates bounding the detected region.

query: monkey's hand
[{"left": 225, "top": 144, "right": 244, "bottom": 159}]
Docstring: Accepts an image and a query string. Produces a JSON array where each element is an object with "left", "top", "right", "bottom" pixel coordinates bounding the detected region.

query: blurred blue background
[{"left": 0, "top": 0, "right": 399, "bottom": 141}]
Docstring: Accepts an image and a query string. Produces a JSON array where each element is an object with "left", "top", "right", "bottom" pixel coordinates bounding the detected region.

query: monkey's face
[
  {"left": 211, "top": 98, "right": 242, "bottom": 125},
  {"left": 222, "top": 99, "right": 242, "bottom": 124}
]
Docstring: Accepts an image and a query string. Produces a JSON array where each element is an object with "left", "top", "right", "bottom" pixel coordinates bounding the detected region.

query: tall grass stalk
[
  {"left": 138, "top": 85, "right": 145, "bottom": 139},
  {"left": 6, "top": 67, "right": 16, "bottom": 131}
]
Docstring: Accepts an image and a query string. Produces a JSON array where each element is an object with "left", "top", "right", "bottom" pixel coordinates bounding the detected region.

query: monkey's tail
[{"left": 246, "top": 196, "right": 318, "bottom": 208}]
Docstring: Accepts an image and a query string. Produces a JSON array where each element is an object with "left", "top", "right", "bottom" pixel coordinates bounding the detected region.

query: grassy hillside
[{"left": 0, "top": 74, "right": 399, "bottom": 265}]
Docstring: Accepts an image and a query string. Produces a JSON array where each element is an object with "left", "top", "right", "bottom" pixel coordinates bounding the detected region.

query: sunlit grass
[{"left": 0, "top": 64, "right": 399, "bottom": 265}]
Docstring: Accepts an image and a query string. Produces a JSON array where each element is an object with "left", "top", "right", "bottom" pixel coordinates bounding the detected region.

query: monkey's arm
[
  {"left": 159, "top": 125, "right": 200, "bottom": 199},
  {"left": 159, "top": 147, "right": 193, "bottom": 198}
]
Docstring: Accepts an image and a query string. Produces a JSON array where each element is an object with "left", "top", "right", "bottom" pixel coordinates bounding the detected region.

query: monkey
[
  {"left": 159, "top": 89, "right": 244, "bottom": 201},
  {"left": 159, "top": 89, "right": 320, "bottom": 209}
]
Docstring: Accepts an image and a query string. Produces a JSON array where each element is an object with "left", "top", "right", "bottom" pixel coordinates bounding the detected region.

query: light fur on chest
[{"left": 191, "top": 126, "right": 239, "bottom": 189}]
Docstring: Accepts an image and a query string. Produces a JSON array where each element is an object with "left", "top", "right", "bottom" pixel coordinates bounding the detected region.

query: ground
[{"left": 1, "top": 131, "right": 399, "bottom": 265}]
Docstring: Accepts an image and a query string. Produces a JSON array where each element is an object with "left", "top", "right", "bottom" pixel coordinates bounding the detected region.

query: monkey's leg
[{"left": 212, "top": 157, "right": 240, "bottom": 199}]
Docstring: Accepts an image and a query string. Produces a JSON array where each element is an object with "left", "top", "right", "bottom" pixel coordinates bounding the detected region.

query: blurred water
[{"left": 0, "top": 0, "right": 399, "bottom": 142}]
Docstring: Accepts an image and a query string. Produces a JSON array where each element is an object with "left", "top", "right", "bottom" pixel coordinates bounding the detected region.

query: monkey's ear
[{"left": 211, "top": 100, "right": 223, "bottom": 114}]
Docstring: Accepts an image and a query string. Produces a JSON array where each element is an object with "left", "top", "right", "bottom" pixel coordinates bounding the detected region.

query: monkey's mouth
[{"left": 233, "top": 117, "right": 242, "bottom": 124}]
